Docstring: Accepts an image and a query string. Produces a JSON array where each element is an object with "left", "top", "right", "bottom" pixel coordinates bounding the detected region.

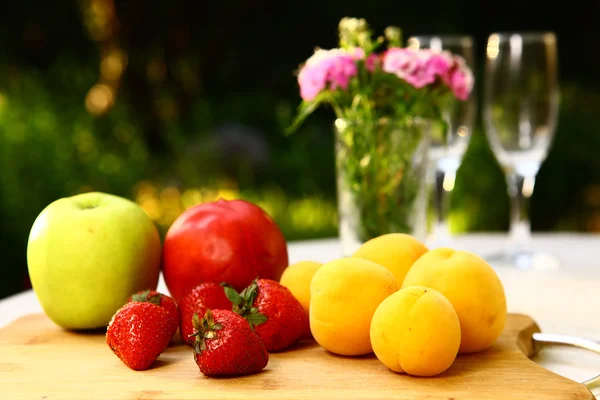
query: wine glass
[
  {"left": 407, "top": 35, "right": 477, "bottom": 248},
  {"left": 483, "top": 32, "right": 560, "bottom": 269}
]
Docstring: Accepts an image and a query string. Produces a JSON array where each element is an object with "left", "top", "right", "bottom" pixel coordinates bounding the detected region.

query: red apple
[{"left": 162, "top": 199, "right": 289, "bottom": 302}]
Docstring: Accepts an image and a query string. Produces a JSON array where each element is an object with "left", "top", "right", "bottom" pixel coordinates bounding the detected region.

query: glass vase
[{"left": 335, "top": 117, "right": 430, "bottom": 255}]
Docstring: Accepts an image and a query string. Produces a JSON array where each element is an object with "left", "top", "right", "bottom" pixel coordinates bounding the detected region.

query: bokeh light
[
  {"left": 101, "top": 49, "right": 127, "bottom": 81},
  {"left": 85, "top": 83, "right": 114, "bottom": 115},
  {"left": 83, "top": 0, "right": 116, "bottom": 41}
]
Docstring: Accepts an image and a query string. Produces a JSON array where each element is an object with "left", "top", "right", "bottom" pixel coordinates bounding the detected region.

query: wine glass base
[
  {"left": 484, "top": 249, "right": 561, "bottom": 271},
  {"left": 425, "top": 221, "right": 454, "bottom": 250},
  {"left": 425, "top": 234, "right": 453, "bottom": 250}
]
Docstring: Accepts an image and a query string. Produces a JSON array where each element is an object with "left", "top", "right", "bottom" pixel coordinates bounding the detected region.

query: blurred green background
[{"left": 1, "top": 1, "right": 599, "bottom": 299}]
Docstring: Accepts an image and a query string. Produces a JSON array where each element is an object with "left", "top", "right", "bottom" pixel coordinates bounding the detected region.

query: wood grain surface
[{"left": 0, "top": 313, "right": 593, "bottom": 400}]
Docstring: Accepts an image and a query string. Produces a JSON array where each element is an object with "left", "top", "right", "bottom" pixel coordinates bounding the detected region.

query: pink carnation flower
[
  {"left": 382, "top": 48, "right": 438, "bottom": 89},
  {"left": 382, "top": 47, "right": 473, "bottom": 100},
  {"left": 297, "top": 49, "right": 359, "bottom": 101},
  {"left": 425, "top": 51, "right": 453, "bottom": 77},
  {"left": 442, "top": 55, "right": 474, "bottom": 101}
]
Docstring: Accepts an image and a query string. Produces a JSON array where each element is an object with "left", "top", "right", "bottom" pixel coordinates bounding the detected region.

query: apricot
[
  {"left": 353, "top": 233, "right": 428, "bottom": 286},
  {"left": 279, "top": 260, "right": 322, "bottom": 314},
  {"left": 310, "top": 257, "right": 398, "bottom": 356},
  {"left": 402, "top": 248, "right": 507, "bottom": 353},
  {"left": 370, "top": 286, "right": 461, "bottom": 376}
]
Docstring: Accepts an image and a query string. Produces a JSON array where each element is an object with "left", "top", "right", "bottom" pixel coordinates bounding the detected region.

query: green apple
[{"left": 27, "top": 192, "right": 162, "bottom": 330}]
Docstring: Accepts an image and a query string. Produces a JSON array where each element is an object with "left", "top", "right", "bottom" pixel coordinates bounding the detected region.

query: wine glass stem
[
  {"left": 432, "top": 166, "right": 455, "bottom": 246},
  {"left": 507, "top": 172, "right": 535, "bottom": 250}
]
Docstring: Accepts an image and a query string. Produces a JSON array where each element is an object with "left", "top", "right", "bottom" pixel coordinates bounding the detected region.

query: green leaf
[
  {"left": 285, "top": 100, "right": 320, "bottom": 136},
  {"left": 246, "top": 312, "right": 268, "bottom": 328},
  {"left": 243, "top": 280, "right": 259, "bottom": 308},
  {"left": 285, "top": 91, "right": 332, "bottom": 135},
  {"left": 223, "top": 285, "right": 243, "bottom": 306},
  {"left": 192, "top": 313, "right": 202, "bottom": 330},
  {"left": 131, "top": 289, "right": 150, "bottom": 301},
  {"left": 146, "top": 294, "right": 162, "bottom": 306},
  {"left": 204, "top": 309, "right": 214, "bottom": 323},
  {"left": 131, "top": 289, "right": 161, "bottom": 306}
]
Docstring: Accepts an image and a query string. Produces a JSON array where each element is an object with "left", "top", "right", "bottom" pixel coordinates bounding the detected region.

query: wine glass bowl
[{"left": 484, "top": 32, "right": 559, "bottom": 177}]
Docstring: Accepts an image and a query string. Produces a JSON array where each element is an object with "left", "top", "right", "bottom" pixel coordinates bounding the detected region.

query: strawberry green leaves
[
  {"left": 222, "top": 280, "right": 268, "bottom": 329},
  {"left": 191, "top": 310, "right": 223, "bottom": 353}
]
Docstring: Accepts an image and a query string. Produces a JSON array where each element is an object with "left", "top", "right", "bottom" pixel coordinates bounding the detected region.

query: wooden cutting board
[{"left": 0, "top": 313, "right": 593, "bottom": 400}]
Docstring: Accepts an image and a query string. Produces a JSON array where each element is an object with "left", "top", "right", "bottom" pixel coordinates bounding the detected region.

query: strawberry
[
  {"left": 224, "top": 278, "right": 310, "bottom": 352},
  {"left": 106, "top": 302, "right": 172, "bottom": 370},
  {"left": 178, "top": 282, "right": 232, "bottom": 346},
  {"left": 192, "top": 309, "right": 269, "bottom": 377},
  {"left": 128, "top": 289, "right": 180, "bottom": 339}
]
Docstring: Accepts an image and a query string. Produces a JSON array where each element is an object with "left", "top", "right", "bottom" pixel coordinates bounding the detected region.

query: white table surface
[{"left": 2, "top": 233, "right": 600, "bottom": 396}]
